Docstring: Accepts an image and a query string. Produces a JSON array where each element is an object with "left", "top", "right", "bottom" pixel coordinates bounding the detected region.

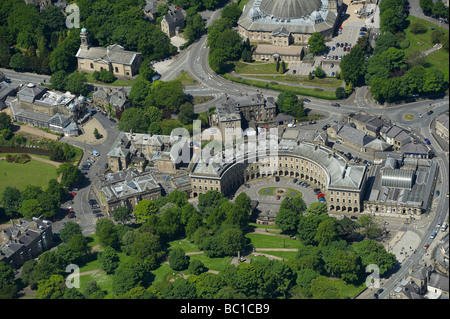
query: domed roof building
[{"left": 238, "top": 0, "right": 342, "bottom": 47}]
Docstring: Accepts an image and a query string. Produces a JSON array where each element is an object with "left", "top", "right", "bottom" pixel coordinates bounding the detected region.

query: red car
[
  {"left": 67, "top": 212, "right": 75, "bottom": 218},
  {"left": 317, "top": 193, "right": 325, "bottom": 198},
  {"left": 71, "top": 192, "right": 76, "bottom": 196},
  {"left": 276, "top": 195, "right": 281, "bottom": 200}
]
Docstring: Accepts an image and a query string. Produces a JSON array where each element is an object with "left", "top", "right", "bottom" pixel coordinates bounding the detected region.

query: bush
[
  {"left": 335, "top": 87, "right": 346, "bottom": 99},
  {"left": 410, "top": 22, "right": 427, "bottom": 34},
  {"left": 399, "top": 39, "right": 410, "bottom": 49}
]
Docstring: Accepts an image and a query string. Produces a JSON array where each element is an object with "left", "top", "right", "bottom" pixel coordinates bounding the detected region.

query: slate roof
[
  {"left": 76, "top": 44, "right": 141, "bottom": 66},
  {"left": 239, "top": 0, "right": 338, "bottom": 34}
]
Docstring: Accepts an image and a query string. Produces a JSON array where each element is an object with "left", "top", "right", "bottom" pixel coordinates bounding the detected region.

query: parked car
[
  {"left": 95, "top": 213, "right": 104, "bottom": 218},
  {"left": 332, "top": 103, "right": 340, "bottom": 107},
  {"left": 303, "top": 98, "right": 310, "bottom": 102},
  {"left": 244, "top": 184, "right": 251, "bottom": 188},
  {"left": 427, "top": 110, "right": 433, "bottom": 115},
  {"left": 276, "top": 195, "right": 281, "bottom": 200},
  {"left": 293, "top": 178, "right": 298, "bottom": 183},
  {"left": 67, "top": 212, "right": 75, "bottom": 218}
]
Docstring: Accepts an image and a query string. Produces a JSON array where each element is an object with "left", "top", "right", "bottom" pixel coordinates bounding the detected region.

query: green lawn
[
  {"left": 223, "top": 74, "right": 337, "bottom": 99},
  {"left": 245, "top": 233, "right": 303, "bottom": 249},
  {"left": 258, "top": 187, "right": 302, "bottom": 197},
  {"left": 0, "top": 157, "right": 59, "bottom": 194},
  {"left": 174, "top": 71, "right": 198, "bottom": 86},
  {"left": 231, "top": 61, "right": 279, "bottom": 74},
  {"left": 245, "top": 74, "right": 344, "bottom": 89},
  {"left": 83, "top": 72, "right": 137, "bottom": 87},
  {"left": 404, "top": 15, "right": 449, "bottom": 80}
]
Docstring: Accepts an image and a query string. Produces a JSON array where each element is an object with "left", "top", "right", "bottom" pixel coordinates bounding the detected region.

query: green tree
[
  {"left": 98, "top": 246, "right": 120, "bottom": 274},
  {"left": 56, "top": 162, "right": 83, "bottom": 188},
  {"left": 353, "top": 239, "right": 397, "bottom": 276},
  {"left": 357, "top": 214, "right": 383, "bottom": 239},
  {"left": 335, "top": 87, "right": 346, "bottom": 99},
  {"left": 60, "top": 221, "right": 83, "bottom": 244},
  {"left": 188, "top": 259, "right": 208, "bottom": 276},
  {"left": 310, "top": 275, "right": 341, "bottom": 299},
  {"left": 314, "top": 66, "right": 325, "bottom": 78},
  {"left": 133, "top": 200, "right": 158, "bottom": 224},
  {"left": 0, "top": 261, "right": 18, "bottom": 299},
  {"left": 9, "top": 53, "right": 26, "bottom": 71},
  {"left": 308, "top": 32, "right": 326, "bottom": 55},
  {"left": 35, "top": 274, "right": 66, "bottom": 299},
  {"left": 340, "top": 45, "right": 366, "bottom": 86},
  {"left": 219, "top": 227, "right": 245, "bottom": 256},
  {"left": 169, "top": 248, "right": 190, "bottom": 271},
  {"left": 19, "top": 199, "right": 43, "bottom": 219},
  {"left": 65, "top": 71, "right": 89, "bottom": 96},
  {"left": 314, "top": 219, "right": 338, "bottom": 247}
]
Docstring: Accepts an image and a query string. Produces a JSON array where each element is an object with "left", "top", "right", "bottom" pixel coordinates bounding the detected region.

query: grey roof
[
  {"left": 365, "top": 160, "right": 437, "bottom": 209},
  {"left": 163, "top": 8, "right": 185, "bottom": 28},
  {"left": 381, "top": 169, "right": 415, "bottom": 189},
  {"left": 260, "top": 0, "right": 322, "bottom": 19},
  {"left": 17, "top": 84, "right": 47, "bottom": 104},
  {"left": 239, "top": 0, "right": 338, "bottom": 35},
  {"left": 100, "top": 169, "right": 160, "bottom": 202},
  {"left": 76, "top": 44, "right": 141, "bottom": 66},
  {"left": 191, "top": 140, "right": 367, "bottom": 191},
  {"left": 385, "top": 125, "right": 404, "bottom": 138},
  {"left": 402, "top": 141, "right": 430, "bottom": 155},
  {"left": 143, "top": 1, "right": 157, "bottom": 14},
  {"left": 428, "top": 272, "right": 449, "bottom": 292},
  {"left": 336, "top": 124, "right": 374, "bottom": 147}
]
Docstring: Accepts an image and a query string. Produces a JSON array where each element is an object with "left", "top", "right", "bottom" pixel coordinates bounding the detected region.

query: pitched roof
[{"left": 76, "top": 44, "right": 141, "bottom": 66}]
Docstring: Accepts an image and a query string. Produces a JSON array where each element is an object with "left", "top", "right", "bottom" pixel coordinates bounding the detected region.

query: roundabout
[{"left": 258, "top": 187, "right": 302, "bottom": 198}]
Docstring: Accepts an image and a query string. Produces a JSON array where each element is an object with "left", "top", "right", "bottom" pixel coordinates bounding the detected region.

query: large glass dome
[{"left": 259, "top": 0, "right": 322, "bottom": 19}]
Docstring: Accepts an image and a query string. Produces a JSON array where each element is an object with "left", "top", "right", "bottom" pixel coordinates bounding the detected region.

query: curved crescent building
[{"left": 238, "top": 0, "right": 342, "bottom": 47}]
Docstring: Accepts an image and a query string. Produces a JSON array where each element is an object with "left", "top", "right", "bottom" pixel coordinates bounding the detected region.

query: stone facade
[
  {"left": 0, "top": 218, "right": 53, "bottom": 269},
  {"left": 76, "top": 29, "right": 143, "bottom": 79}
]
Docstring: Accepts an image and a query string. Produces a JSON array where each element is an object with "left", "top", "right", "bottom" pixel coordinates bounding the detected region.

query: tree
[
  {"left": 420, "top": 0, "right": 434, "bottom": 15},
  {"left": 178, "top": 102, "right": 195, "bottom": 125},
  {"left": 0, "top": 262, "right": 18, "bottom": 299},
  {"left": 112, "top": 206, "right": 132, "bottom": 223},
  {"left": 65, "top": 72, "right": 89, "bottom": 96},
  {"left": 276, "top": 91, "right": 305, "bottom": 119},
  {"left": 188, "top": 259, "right": 208, "bottom": 276},
  {"left": 314, "top": 66, "right": 325, "bottom": 78},
  {"left": 352, "top": 239, "right": 397, "bottom": 276},
  {"left": 357, "top": 214, "right": 383, "bottom": 239},
  {"left": 276, "top": 207, "right": 301, "bottom": 235},
  {"left": 310, "top": 276, "right": 341, "bottom": 299},
  {"left": 220, "top": 3, "right": 242, "bottom": 26},
  {"left": 98, "top": 246, "right": 120, "bottom": 274},
  {"left": 133, "top": 200, "right": 158, "bottom": 223},
  {"left": 96, "top": 219, "right": 120, "bottom": 250},
  {"left": 219, "top": 227, "right": 245, "bottom": 256},
  {"left": 60, "top": 221, "right": 83, "bottom": 244},
  {"left": 19, "top": 199, "right": 43, "bottom": 220},
  {"left": 169, "top": 248, "right": 190, "bottom": 271},
  {"left": 9, "top": 53, "right": 26, "bottom": 71},
  {"left": 0, "top": 113, "right": 12, "bottom": 131},
  {"left": 49, "top": 29, "right": 80, "bottom": 73},
  {"left": 1, "top": 186, "right": 22, "bottom": 218},
  {"left": 314, "top": 219, "right": 338, "bottom": 247},
  {"left": 56, "top": 162, "right": 83, "bottom": 188},
  {"left": 340, "top": 45, "right": 366, "bottom": 87},
  {"left": 308, "top": 32, "right": 326, "bottom": 55},
  {"left": 35, "top": 274, "right": 66, "bottom": 299},
  {"left": 209, "top": 47, "right": 228, "bottom": 74},
  {"left": 335, "top": 87, "right": 346, "bottom": 99}
]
